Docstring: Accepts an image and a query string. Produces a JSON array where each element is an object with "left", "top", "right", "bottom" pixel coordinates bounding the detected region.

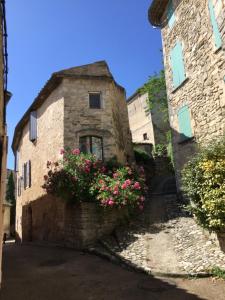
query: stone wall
[
  {"left": 21, "top": 195, "right": 126, "bottom": 249},
  {"left": 0, "top": 5, "right": 7, "bottom": 284},
  {"left": 127, "top": 92, "right": 155, "bottom": 144},
  {"left": 63, "top": 78, "right": 133, "bottom": 164},
  {"left": 127, "top": 91, "right": 170, "bottom": 147},
  {"left": 160, "top": 0, "right": 225, "bottom": 189},
  {"left": 15, "top": 65, "right": 134, "bottom": 244},
  {"left": 16, "top": 85, "right": 64, "bottom": 240}
]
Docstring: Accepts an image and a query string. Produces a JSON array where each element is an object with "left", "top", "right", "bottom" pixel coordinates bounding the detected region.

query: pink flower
[
  {"left": 139, "top": 166, "right": 145, "bottom": 174},
  {"left": 121, "top": 183, "right": 127, "bottom": 190},
  {"left": 84, "top": 166, "right": 90, "bottom": 173},
  {"left": 101, "top": 166, "right": 106, "bottom": 173},
  {"left": 113, "top": 173, "right": 118, "bottom": 179},
  {"left": 133, "top": 182, "right": 141, "bottom": 190},
  {"left": 85, "top": 159, "right": 91, "bottom": 166},
  {"left": 140, "top": 196, "right": 145, "bottom": 202},
  {"left": 60, "top": 149, "right": 65, "bottom": 155},
  {"left": 72, "top": 149, "right": 80, "bottom": 155},
  {"left": 108, "top": 199, "right": 114, "bottom": 206},
  {"left": 139, "top": 205, "right": 144, "bottom": 211},
  {"left": 125, "top": 179, "right": 131, "bottom": 186}
]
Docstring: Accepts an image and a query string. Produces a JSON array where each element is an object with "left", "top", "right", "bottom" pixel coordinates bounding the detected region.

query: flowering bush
[
  {"left": 91, "top": 166, "right": 145, "bottom": 210},
  {"left": 182, "top": 138, "right": 225, "bottom": 231},
  {"left": 42, "top": 149, "right": 146, "bottom": 210}
]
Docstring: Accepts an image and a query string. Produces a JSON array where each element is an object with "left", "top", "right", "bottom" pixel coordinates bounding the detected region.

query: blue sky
[{"left": 6, "top": 0, "right": 162, "bottom": 169}]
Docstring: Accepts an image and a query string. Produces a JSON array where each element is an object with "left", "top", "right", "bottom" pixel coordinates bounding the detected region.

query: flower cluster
[
  {"left": 42, "top": 149, "right": 146, "bottom": 211},
  {"left": 91, "top": 166, "right": 145, "bottom": 210},
  {"left": 182, "top": 137, "right": 225, "bottom": 231}
]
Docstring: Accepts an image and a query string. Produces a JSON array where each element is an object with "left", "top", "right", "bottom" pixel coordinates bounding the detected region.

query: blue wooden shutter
[
  {"left": 29, "top": 111, "right": 37, "bottom": 141},
  {"left": 178, "top": 105, "right": 193, "bottom": 140},
  {"left": 170, "top": 42, "right": 186, "bottom": 88},
  {"left": 167, "top": 0, "right": 175, "bottom": 28},
  {"left": 208, "top": 0, "right": 222, "bottom": 49}
]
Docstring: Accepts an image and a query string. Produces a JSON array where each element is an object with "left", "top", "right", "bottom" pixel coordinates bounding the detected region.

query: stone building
[
  {"left": 148, "top": 0, "right": 225, "bottom": 190},
  {"left": 12, "top": 61, "right": 133, "bottom": 245},
  {"left": 127, "top": 90, "right": 169, "bottom": 153},
  {"left": 0, "top": 1, "right": 10, "bottom": 285}
]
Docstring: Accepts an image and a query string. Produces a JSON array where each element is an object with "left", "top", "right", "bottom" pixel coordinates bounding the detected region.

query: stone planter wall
[{"left": 21, "top": 194, "right": 127, "bottom": 249}]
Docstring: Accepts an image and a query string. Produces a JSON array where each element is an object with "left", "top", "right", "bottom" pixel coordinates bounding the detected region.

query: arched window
[{"left": 79, "top": 136, "right": 103, "bottom": 160}]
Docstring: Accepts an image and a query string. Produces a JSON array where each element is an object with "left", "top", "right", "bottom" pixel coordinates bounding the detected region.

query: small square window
[
  {"left": 89, "top": 93, "right": 101, "bottom": 109},
  {"left": 143, "top": 133, "right": 148, "bottom": 140}
]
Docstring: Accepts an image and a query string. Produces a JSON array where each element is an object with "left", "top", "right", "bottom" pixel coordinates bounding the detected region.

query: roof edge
[
  {"left": 148, "top": 0, "right": 169, "bottom": 27},
  {"left": 12, "top": 65, "right": 125, "bottom": 153}
]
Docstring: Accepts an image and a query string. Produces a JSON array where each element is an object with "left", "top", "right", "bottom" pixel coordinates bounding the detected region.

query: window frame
[
  {"left": 170, "top": 41, "right": 186, "bottom": 90},
  {"left": 89, "top": 92, "right": 102, "bottom": 109},
  {"left": 143, "top": 133, "right": 148, "bottom": 141},
  {"left": 167, "top": 0, "right": 175, "bottom": 28},
  {"left": 208, "top": 0, "right": 222, "bottom": 50},
  {"left": 177, "top": 105, "right": 193, "bottom": 143},
  {"left": 29, "top": 110, "right": 37, "bottom": 142},
  {"left": 79, "top": 135, "right": 104, "bottom": 160}
]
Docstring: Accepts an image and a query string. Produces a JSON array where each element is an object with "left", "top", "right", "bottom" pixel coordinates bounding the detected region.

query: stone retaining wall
[{"left": 21, "top": 195, "right": 126, "bottom": 249}]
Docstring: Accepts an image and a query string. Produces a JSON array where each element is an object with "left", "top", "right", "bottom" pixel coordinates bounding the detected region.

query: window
[
  {"left": 23, "top": 163, "right": 27, "bottom": 189},
  {"left": 89, "top": 93, "right": 101, "bottom": 109},
  {"left": 79, "top": 136, "right": 103, "bottom": 160},
  {"left": 18, "top": 177, "right": 22, "bottom": 197},
  {"left": 143, "top": 133, "right": 148, "bottom": 140},
  {"left": 170, "top": 42, "right": 186, "bottom": 89},
  {"left": 15, "top": 151, "right": 19, "bottom": 172},
  {"left": 167, "top": 0, "right": 175, "bottom": 28},
  {"left": 29, "top": 111, "right": 37, "bottom": 142},
  {"left": 178, "top": 105, "right": 193, "bottom": 141},
  {"left": 23, "top": 160, "right": 31, "bottom": 189},
  {"left": 208, "top": 0, "right": 222, "bottom": 49}
]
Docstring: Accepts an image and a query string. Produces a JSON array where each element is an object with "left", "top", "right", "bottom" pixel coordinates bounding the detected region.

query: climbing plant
[
  {"left": 139, "top": 70, "right": 174, "bottom": 168},
  {"left": 139, "top": 70, "right": 168, "bottom": 123}
]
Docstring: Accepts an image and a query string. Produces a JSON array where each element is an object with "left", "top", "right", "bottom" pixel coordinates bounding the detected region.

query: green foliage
[
  {"left": 6, "top": 172, "right": 15, "bottom": 205},
  {"left": 166, "top": 130, "right": 175, "bottom": 168},
  {"left": 134, "top": 149, "right": 152, "bottom": 164},
  {"left": 139, "top": 70, "right": 174, "bottom": 170},
  {"left": 211, "top": 267, "right": 225, "bottom": 280},
  {"left": 91, "top": 166, "right": 145, "bottom": 210},
  {"left": 153, "top": 144, "right": 167, "bottom": 157},
  {"left": 42, "top": 149, "right": 145, "bottom": 210},
  {"left": 182, "top": 137, "right": 225, "bottom": 231},
  {"left": 139, "top": 70, "right": 169, "bottom": 124}
]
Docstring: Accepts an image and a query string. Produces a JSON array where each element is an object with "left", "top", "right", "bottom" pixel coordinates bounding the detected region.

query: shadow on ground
[
  {"left": 103, "top": 192, "right": 189, "bottom": 252},
  {"left": 1, "top": 243, "right": 209, "bottom": 300}
]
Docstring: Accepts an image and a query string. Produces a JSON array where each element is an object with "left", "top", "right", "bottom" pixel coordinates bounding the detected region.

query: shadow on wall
[
  {"left": 170, "top": 127, "right": 198, "bottom": 192},
  {"left": 17, "top": 194, "right": 128, "bottom": 249}
]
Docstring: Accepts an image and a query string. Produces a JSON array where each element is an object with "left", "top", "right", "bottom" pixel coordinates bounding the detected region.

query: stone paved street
[
  {"left": 100, "top": 193, "right": 225, "bottom": 275},
  {"left": 1, "top": 243, "right": 225, "bottom": 300}
]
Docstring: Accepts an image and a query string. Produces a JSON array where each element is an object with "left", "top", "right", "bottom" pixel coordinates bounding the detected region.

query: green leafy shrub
[
  {"left": 42, "top": 149, "right": 146, "bottom": 210},
  {"left": 153, "top": 144, "right": 167, "bottom": 157},
  {"left": 91, "top": 166, "right": 145, "bottom": 210},
  {"left": 134, "top": 149, "right": 152, "bottom": 164},
  {"left": 182, "top": 138, "right": 225, "bottom": 231}
]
